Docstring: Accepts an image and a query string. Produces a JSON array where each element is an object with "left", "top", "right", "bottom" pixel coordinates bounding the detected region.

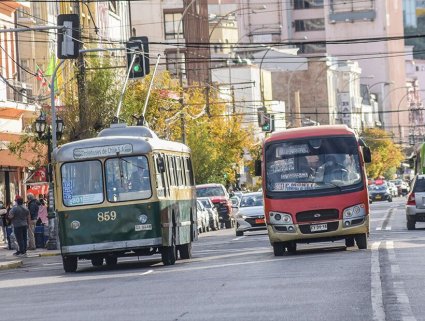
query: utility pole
[{"left": 74, "top": 1, "right": 87, "bottom": 139}]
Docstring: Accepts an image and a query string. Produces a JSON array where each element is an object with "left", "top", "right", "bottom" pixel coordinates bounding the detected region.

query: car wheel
[
  {"left": 225, "top": 220, "right": 232, "bottom": 229},
  {"left": 236, "top": 230, "right": 243, "bottom": 237},
  {"left": 273, "top": 242, "right": 285, "bottom": 256},
  {"left": 407, "top": 218, "right": 416, "bottom": 230},
  {"left": 345, "top": 237, "right": 355, "bottom": 247},
  {"left": 388, "top": 197, "right": 392, "bottom": 202},
  {"left": 355, "top": 233, "right": 368, "bottom": 249}
]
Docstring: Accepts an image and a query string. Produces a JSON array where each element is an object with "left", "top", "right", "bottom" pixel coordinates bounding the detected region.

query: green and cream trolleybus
[{"left": 53, "top": 124, "right": 197, "bottom": 272}]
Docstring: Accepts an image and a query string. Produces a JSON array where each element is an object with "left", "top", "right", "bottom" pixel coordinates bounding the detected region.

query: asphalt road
[{"left": 1, "top": 197, "right": 424, "bottom": 321}]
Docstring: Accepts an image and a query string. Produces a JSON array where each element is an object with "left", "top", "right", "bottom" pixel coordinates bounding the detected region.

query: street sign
[
  {"left": 127, "top": 36, "right": 150, "bottom": 78},
  {"left": 57, "top": 14, "right": 80, "bottom": 59}
]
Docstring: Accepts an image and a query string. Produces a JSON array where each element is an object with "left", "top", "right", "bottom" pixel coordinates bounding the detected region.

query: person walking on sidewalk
[
  {"left": 26, "top": 193, "right": 40, "bottom": 250},
  {"left": 7, "top": 196, "right": 30, "bottom": 256}
]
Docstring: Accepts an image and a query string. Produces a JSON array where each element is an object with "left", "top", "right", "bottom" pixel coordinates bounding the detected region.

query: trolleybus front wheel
[
  {"left": 62, "top": 255, "right": 78, "bottom": 273},
  {"left": 91, "top": 257, "right": 104, "bottom": 266},
  {"left": 162, "top": 231, "right": 177, "bottom": 266}
]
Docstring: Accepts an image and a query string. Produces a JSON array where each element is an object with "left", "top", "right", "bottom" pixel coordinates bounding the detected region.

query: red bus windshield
[{"left": 264, "top": 136, "right": 363, "bottom": 195}]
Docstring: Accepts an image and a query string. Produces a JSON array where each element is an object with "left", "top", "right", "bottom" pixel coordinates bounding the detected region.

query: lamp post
[{"left": 34, "top": 112, "right": 64, "bottom": 250}]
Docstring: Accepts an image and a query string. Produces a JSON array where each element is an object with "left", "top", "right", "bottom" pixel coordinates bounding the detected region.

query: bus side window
[
  {"left": 187, "top": 158, "right": 195, "bottom": 185},
  {"left": 176, "top": 156, "right": 183, "bottom": 186},
  {"left": 154, "top": 154, "right": 165, "bottom": 197},
  {"left": 168, "top": 156, "right": 175, "bottom": 187}
]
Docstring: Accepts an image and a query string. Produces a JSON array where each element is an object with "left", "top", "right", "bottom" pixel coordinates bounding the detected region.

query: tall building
[
  {"left": 130, "top": 0, "right": 210, "bottom": 86},
  {"left": 235, "top": 0, "right": 407, "bottom": 143}
]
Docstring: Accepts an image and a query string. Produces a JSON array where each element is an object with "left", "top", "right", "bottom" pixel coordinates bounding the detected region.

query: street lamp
[{"left": 34, "top": 112, "right": 64, "bottom": 250}]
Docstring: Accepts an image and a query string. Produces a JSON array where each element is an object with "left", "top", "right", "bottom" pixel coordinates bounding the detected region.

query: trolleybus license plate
[
  {"left": 135, "top": 224, "right": 152, "bottom": 231},
  {"left": 310, "top": 224, "right": 327, "bottom": 232}
]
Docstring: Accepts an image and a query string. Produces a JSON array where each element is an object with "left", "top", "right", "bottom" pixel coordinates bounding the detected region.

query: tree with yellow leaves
[{"left": 361, "top": 128, "right": 405, "bottom": 179}]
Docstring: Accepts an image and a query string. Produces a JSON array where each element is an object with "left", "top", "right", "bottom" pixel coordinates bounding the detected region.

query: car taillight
[{"left": 407, "top": 193, "right": 416, "bottom": 205}]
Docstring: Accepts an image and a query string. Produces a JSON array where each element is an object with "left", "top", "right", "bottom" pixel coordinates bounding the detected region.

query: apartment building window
[
  {"left": 294, "top": 19, "right": 325, "bottom": 31},
  {"left": 330, "top": 0, "right": 374, "bottom": 12},
  {"left": 294, "top": 0, "right": 324, "bottom": 9},
  {"left": 164, "top": 11, "right": 184, "bottom": 40},
  {"left": 166, "top": 50, "right": 186, "bottom": 77}
]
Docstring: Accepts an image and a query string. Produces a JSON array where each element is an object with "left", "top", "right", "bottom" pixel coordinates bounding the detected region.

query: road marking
[
  {"left": 139, "top": 269, "right": 153, "bottom": 276},
  {"left": 385, "top": 226, "right": 392, "bottom": 231},
  {"left": 371, "top": 241, "right": 385, "bottom": 321},
  {"left": 376, "top": 227, "right": 382, "bottom": 231},
  {"left": 386, "top": 241, "right": 416, "bottom": 321},
  {"left": 232, "top": 236, "right": 246, "bottom": 241}
]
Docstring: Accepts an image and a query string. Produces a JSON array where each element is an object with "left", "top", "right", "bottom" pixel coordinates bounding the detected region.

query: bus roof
[
  {"left": 265, "top": 125, "right": 357, "bottom": 144},
  {"left": 53, "top": 125, "right": 191, "bottom": 162}
]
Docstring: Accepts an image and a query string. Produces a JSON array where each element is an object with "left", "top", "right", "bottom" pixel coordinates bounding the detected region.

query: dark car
[
  {"left": 369, "top": 184, "right": 392, "bottom": 203},
  {"left": 196, "top": 184, "right": 234, "bottom": 228}
]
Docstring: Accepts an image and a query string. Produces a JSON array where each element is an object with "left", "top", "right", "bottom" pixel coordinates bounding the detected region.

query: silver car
[
  {"left": 406, "top": 174, "right": 425, "bottom": 230},
  {"left": 196, "top": 200, "right": 210, "bottom": 233},
  {"left": 234, "top": 192, "right": 266, "bottom": 236},
  {"left": 197, "top": 197, "right": 220, "bottom": 231}
]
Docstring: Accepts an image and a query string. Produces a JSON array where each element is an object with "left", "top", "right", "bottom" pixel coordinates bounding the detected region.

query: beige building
[{"left": 235, "top": 0, "right": 407, "bottom": 143}]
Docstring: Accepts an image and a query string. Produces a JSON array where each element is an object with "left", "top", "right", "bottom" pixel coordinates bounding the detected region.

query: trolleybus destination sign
[{"left": 73, "top": 144, "right": 133, "bottom": 159}]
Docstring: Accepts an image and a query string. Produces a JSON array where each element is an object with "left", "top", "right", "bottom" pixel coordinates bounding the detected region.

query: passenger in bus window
[{"left": 129, "top": 166, "right": 151, "bottom": 191}]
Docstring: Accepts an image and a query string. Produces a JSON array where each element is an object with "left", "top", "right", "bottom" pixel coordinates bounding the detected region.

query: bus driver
[{"left": 129, "top": 164, "right": 151, "bottom": 192}]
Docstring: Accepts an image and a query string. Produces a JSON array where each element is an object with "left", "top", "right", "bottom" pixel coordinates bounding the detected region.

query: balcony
[
  {"left": 6, "top": 81, "right": 34, "bottom": 104},
  {"left": 329, "top": 0, "right": 376, "bottom": 23}
]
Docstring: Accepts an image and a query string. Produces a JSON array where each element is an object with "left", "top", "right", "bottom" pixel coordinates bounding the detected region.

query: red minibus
[{"left": 255, "top": 125, "right": 371, "bottom": 255}]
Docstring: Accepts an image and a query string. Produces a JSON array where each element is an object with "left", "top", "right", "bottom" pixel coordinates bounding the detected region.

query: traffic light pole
[{"left": 115, "top": 53, "right": 137, "bottom": 121}]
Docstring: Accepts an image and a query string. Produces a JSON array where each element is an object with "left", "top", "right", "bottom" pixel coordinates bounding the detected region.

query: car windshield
[
  {"left": 239, "top": 194, "right": 263, "bottom": 207},
  {"left": 265, "top": 136, "right": 363, "bottom": 194},
  {"left": 196, "top": 186, "right": 225, "bottom": 197},
  {"left": 199, "top": 199, "right": 212, "bottom": 208},
  {"left": 371, "top": 185, "right": 387, "bottom": 191}
]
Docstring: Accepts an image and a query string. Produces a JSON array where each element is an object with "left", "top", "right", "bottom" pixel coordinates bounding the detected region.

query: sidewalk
[{"left": 0, "top": 240, "right": 60, "bottom": 270}]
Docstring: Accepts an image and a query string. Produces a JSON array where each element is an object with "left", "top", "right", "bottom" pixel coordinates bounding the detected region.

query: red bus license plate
[
  {"left": 310, "top": 224, "right": 327, "bottom": 232},
  {"left": 255, "top": 218, "right": 265, "bottom": 224}
]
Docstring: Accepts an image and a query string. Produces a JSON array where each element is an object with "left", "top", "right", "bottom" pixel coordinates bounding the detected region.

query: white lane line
[
  {"left": 386, "top": 241, "right": 416, "bottom": 321},
  {"left": 232, "top": 236, "right": 246, "bottom": 241},
  {"left": 376, "top": 227, "right": 382, "bottom": 231},
  {"left": 371, "top": 241, "right": 385, "bottom": 321},
  {"left": 385, "top": 226, "right": 392, "bottom": 231},
  {"left": 139, "top": 269, "right": 153, "bottom": 276}
]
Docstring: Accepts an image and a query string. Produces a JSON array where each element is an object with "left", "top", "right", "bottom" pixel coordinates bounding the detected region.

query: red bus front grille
[{"left": 296, "top": 209, "right": 339, "bottom": 223}]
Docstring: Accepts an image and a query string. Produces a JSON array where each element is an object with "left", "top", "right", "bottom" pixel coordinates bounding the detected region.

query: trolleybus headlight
[{"left": 70, "top": 221, "right": 80, "bottom": 230}]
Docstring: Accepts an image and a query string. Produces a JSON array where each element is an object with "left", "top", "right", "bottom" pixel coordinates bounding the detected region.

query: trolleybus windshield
[
  {"left": 265, "top": 136, "right": 363, "bottom": 195},
  {"left": 61, "top": 160, "right": 104, "bottom": 206}
]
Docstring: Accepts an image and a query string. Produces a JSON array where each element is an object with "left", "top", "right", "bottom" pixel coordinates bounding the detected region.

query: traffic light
[
  {"left": 126, "top": 36, "right": 150, "bottom": 78},
  {"left": 261, "top": 113, "right": 275, "bottom": 133}
]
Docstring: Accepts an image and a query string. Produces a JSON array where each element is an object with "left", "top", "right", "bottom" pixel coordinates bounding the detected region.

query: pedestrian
[
  {"left": 26, "top": 193, "right": 40, "bottom": 250},
  {"left": 0, "top": 201, "right": 6, "bottom": 243},
  {"left": 7, "top": 196, "right": 30, "bottom": 256},
  {"left": 37, "top": 197, "right": 48, "bottom": 225}
]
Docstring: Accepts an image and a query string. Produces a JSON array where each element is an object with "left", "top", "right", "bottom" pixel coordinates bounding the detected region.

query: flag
[
  {"left": 44, "top": 54, "right": 58, "bottom": 92},
  {"left": 35, "top": 64, "right": 48, "bottom": 87},
  {"left": 44, "top": 55, "right": 56, "bottom": 77}
]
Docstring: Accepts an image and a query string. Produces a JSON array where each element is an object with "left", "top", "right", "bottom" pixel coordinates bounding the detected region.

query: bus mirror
[
  {"left": 157, "top": 156, "right": 165, "bottom": 173},
  {"left": 363, "top": 147, "right": 371, "bottom": 163},
  {"left": 254, "top": 160, "right": 262, "bottom": 176}
]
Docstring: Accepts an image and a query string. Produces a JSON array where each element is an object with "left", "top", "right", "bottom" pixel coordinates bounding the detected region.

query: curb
[
  {"left": 38, "top": 251, "right": 60, "bottom": 257},
  {"left": 0, "top": 260, "right": 23, "bottom": 270}
]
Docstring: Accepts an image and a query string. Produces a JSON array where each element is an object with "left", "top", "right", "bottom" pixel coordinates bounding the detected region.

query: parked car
[
  {"left": 387, "top": 182, "right": 398, "bottom": 197},
  {"left": 234, "top": 192, "right": 266, "bottom": 236},
  {"left": 197, "top": 197, "right": 220, "bottom": 231},
  {"left": 196, "top": 200, "right": 210, "bottom": 233},
  {"left": 390, "top": 179, "right": 410, "bottom": 196},
  {"left": 196, "top": 184, "right": 234, "bottom": 228},
  {"left": 406, "top": 174, "right": 425, "bottom": 230},
  {"left": 369, "top": 184, "right": 392, "bottom": 203}
]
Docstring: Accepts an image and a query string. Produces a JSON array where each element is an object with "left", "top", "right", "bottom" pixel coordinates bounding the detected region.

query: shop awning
[
  {"left": 0, "top": 132, "right": 46, "bottom": 167},
  {"left": 0, "top": 108, "right": 25, "bottom": 120}
]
